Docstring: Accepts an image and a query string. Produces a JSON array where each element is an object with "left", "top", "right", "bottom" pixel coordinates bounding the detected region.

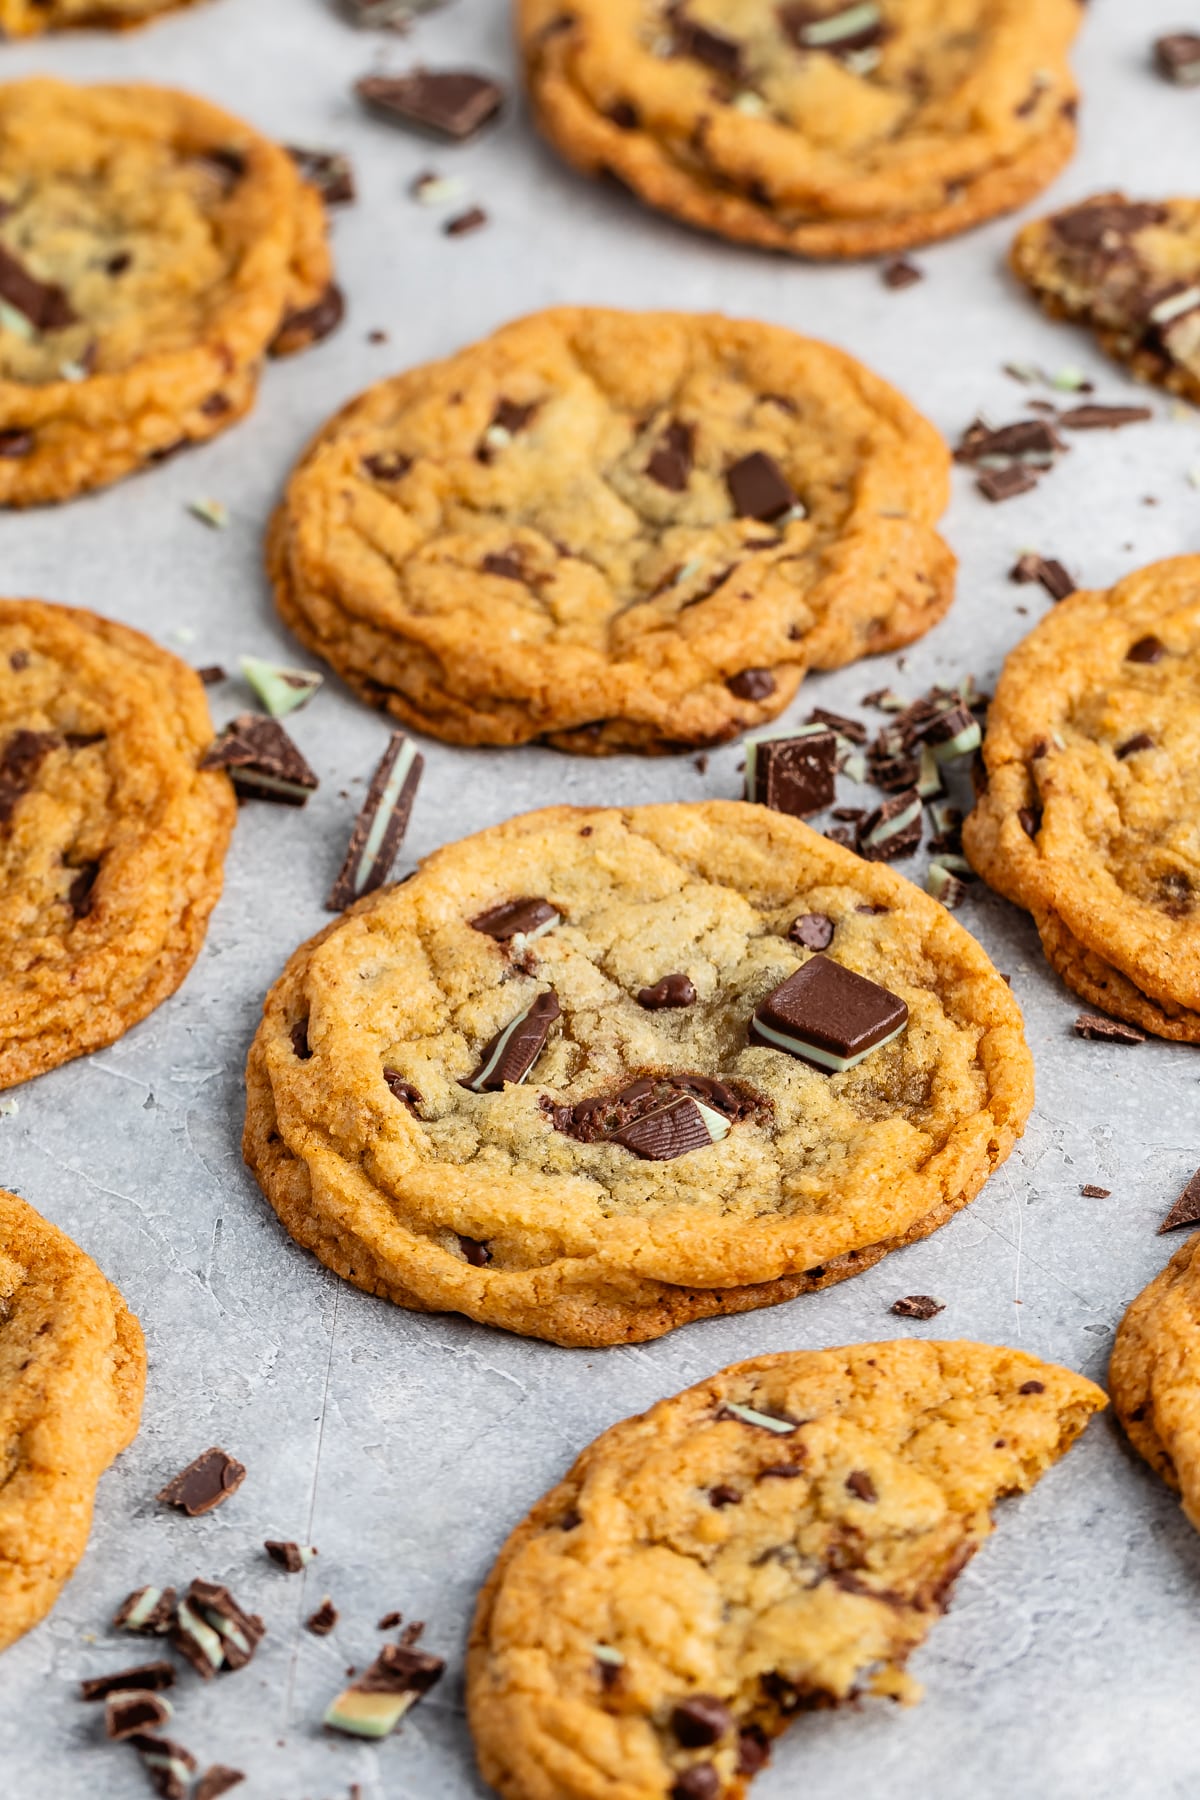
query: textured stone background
[{"left": 2, "top": 1, "right": 1199, "bottom": 1795}]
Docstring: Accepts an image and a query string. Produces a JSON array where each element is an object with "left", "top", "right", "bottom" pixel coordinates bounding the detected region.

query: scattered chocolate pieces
[
  {"left": 749, "top": 955, "right": 908, "bottom": 1073},
  {"left": 326, "top": 732, "right": 424, "bottom": 911},
  {"left": 1057, "top": 403, "right": 1152, "bottom": 430},
  {"left": 0, "top": 243, "right": 77, "bottom": 333},
  {"left": 324, "top": 1643, "right": 445, "bottom": 1739},
  {"left": 891, "top": 1295, "right": 944, "bottom": 1319},
  {"left": 637, "top": 973, "right": 697, "bottom": 1010},
  {"left": 461, "top": 990, "right": 560, "bottom": 1092},
  {"left": 858, "top": 789, "right": 922, "bottom": 861},
  {"left": 1159, "top": 1170, "right": 1200, "bottom": 1233},
  {"left": 955, "top": 417, "right": 1063, "bottom": 466},
  {"left": 196, "top": 664, "right": 226, "bottom": 686},
  {"left": 264, "top": 1540, "right": 318, "bottom": 1572},
  {"left": 471, "top": 897, "right": 559, "bottom": 941},
  {"left": 172, "top": 1582, "right": 264, "bottom": 1678},
  {"left": 978, "top": 464, "right": 1039, "bottom": 503},
  {"left": 194, "top": 1769, "right": 245, "bottom": 1800},
  {"left": 788, "top": 912, "right": 835, "bottom": 950},
  {"left": 200, "top": 715, "right": 319, "bottom": 806},
  {"left": 157, "top": 1448, "right": 246, "bottom": 1517},
  {"left": 81, "top": 1662, "right": 176, "bottom": 1701},
  {"left": 378, "top": 1611, "right": 404, "bottom": 1631},
  {"left": 286, "top": 145, "right": 357, "bottom": 205},
  {"left": 106, "top": 1690, "right": 174, "bottom": 1741},
  {"left": 1010, "top": 552, "right": 1075, "bottom": 601},
  {"left": 672, "top": 1696, "right": 733, "bottom": 1748},
  {"left": 1073, "top": 1013, "right": 1146, "bottom": 1044},
  {"left": 881, "top": 257, "right": 923, "bottom": 290},
  {"left": 726, "top": 451, "right": 799, "bottom": 521},
  {"left": 307, "top": 1597, "right": 340, "bottom": 1637},
  {"left": 356, "top": 70, "right": 505, "bottom": 140},
  {"left": 113, "top": 1587, "right": 177, "bottom": 1636},
  {"left": 1154, "top": 32, "right": 1200, "bottom": 85},
  {"left": 1080, "top": 1184, "right": 1111, "bottom": 1199},
  {"left": 744, "top": 727, "right": 836, "bottom": 817}
]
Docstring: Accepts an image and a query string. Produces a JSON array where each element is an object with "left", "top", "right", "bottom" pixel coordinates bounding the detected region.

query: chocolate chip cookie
[
  {"left": 0, "top": 79, "right": 342, "bottom": 506},
  {"left": 0, "top": 0, "right": 202, "bottom": 33},
  {"left": 243, "top": 802, "right": 1032, "bottom": 1347},
  {"left": 0, "top": 600, "right": 237, "bottom": 1088},
  {"left": 1111, "top": 1234, "right": 1200, "bottom": 1531},
  {"left": 268, "top": 307, "right": 954, "bottom": 753},
  {"left": 1012, "top": 193, "right": 1200, "bottom": 404},
  {"left": 0, "top": 1187, "right": 146, "bottom": 1653},
  {"left": 519, "top": 1, "right": 1082, "bottom": 259},
  {"left": 467, "top": 1340, "right": 1105, "bottom": 1799},
  {"left": 963, "top": 557, "right": 1200, "bottom": 1040}
]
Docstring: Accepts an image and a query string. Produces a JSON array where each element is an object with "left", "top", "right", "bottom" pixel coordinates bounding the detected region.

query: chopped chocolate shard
[
  {"left": 637, "top": 973, "right": 697, "bottom": 1009},
  {"left": 1010, "top": 552, "right": 1075, "bottom": 601},
  {"left": 1127, "top": 635, "right": 1165, "bottom": 663},
  {"left": 106, "top": 1691, "right": 173, "bottom": 1740},
  {"left": 81, "top": 1662, "right": 176, "bottom": 1701},
  {"left": 845, "top": 1469, "right": 877, "bottom": 1502},
  {"left": 482, "top": 549, "right": 526, "bottom": 581},
  {"left": 378, "top": 1611, "right": 404, "bottom": 1630},
  {"left": 917, "top": 704, "right": 981, "bottom": 762},
  {"left": 737, "top": 1726, "right": 771, "bottom": 1775},
  {"left": 286, "top": 145, "right": 357, "bottom": 205},
  {"left": 673, "top": 15, "right": 743, "bottom": 78},
  {"left": 727, "top": 450, "right": 798, "bottom": 521},
  {"left": 1154, "top": 32, "right": 1200, "bottom": 84},
  {"left": 708, "top": 1484, "right": 742, "bottom": 1508},
  {"left": 113, "top": 1587, "right": 177, "bottom": 1636},
  {"left": 271, "top": 282, "right": 345, "bottom": 357},
  {"left": 264, "top": 1540, "right": 317, "bottom": 1572},
  {"left": 0, "top": 244, "right": 76, "bottom": 332},
  {"left": 891, "top": 1294, "right": 944, "bottom": 1319},
  {"left": 0, "top": 729, "right": 58, "bottom": 826},
  {"left": 196, "top": 664, "right": 226, "bottom": 686},
  {"left": 750, "top": 955, "right": 908, "bottom": 1072},
  {"left": 977, "top": 465, "right": 1039, "bottom": 502},
  {"left": 955, "top": 418, "right": 1063, "bottom": 465},
  {"left": 1073, "top": 1013, "right": 1146, "bottom": 1044},
  {"left": 759, "top": 1460, "right": 803, "bottom": 1479},
  {"left": 200, "top": 715, "right": 319, "bottom": 806},
  {"left": 745, "top": 727, "right": 836, "bottom": 817},
  {"left": 131, "top": 1735, "right": 197, "bottom": 1800},
  {"left": 326, "top": 732, "right": 423, "bottom": 911},
  {"left": 1049, "top": 197, "right": 1167, "bottom": 248},
  {"left": 672, "top": 1763, "right": 720, "bottom": 1800},
  {"left": 1116, "top": 732, "right": 1155, "bottom": 759},
  {"left": 727, "top": 667, "right": 776, "bottom": 701},
  {"left": 445, "top": 206, "right": 489, "bottom": 237},
  {"left": 609, "top": 1094, "right": 729, "bottom": 1161},
  {"left": 881, "top": 257, "right": 923, "bottom": 289},
  {"left": 324, "top": 1642, "right": 445, "bottom": 1739},
  {"left": 858, "top": 789, "right": 922, "bottom": 861},
  {"left": 809, "top": 705, "right": 868, "bottom": 743},
  {"left": 194, "top": 1770, "right": 245, "bottom": 1800},
  {"left": 157, "top": 1447, "right": 246, "bottom": 1516},
  {"left": 1159, "top": 1170, "right": 1200, "bottom": 1233},
  {"left": 181, "top": 1582, "right": 264, "bottom": 1673},
  {"left": 788, "top": 912, "right": 835, "bottom": 950},
  {"left": 1018, "top": 1380, "right": 1046, "bottom": 1395},
  {"left": 462, "top": 990, "right": 560, "bottom": 1091},
  {"left": 672, "top": 1696, "right": 732, "bottom": 1748},
  {"left": 0, "top": 428, "right": 33, "bottom": 458},
  {"left": 471, "top": 897, "right": 559, "bottom": 941},
  {"left": 459, "top": 1235, "right": 492, "bottom": 1266},
  {"left": 363, "top": 450, "right": 411, "bottom": 481},
  {"left": 646, "top": 419, "right": 695, "bottom": 491},
  {"left": 1058, "top": 403, "right": 1153, "bottom": 430},
  {"left": 307, "top": 1598, "right": 339, "bottom": 1636},
  {"left": 239, "top": 656, "right": 322, "bottom": 720},
  {"left": 1079, "top": 1184, "right": 1111, "bottom": 1199},
  {"left": 355, "top": 70, "right": 505, "bottom": 140},
  {"left": 384, "top": 1069, "right": 423, "bottom": 1113}
]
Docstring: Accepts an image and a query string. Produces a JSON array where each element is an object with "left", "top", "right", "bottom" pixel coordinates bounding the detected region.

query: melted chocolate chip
[
  {"left": 636, "top": 974, "right": 697, "bottom": 1010},
  {"left": 383, "top": 1069, "right": 422, "bottom": 1113},
  {"left": 671, "top": 1696, "right": 732, "bottom": 1748},
  {"left": 788, "top": 912, "right": 835, "bottom": 950},
  {"left": 0, "top": 729, "right": 59, "bottom": 826},
  {"left": 709, "top": 1484, "right": 742, "bottom": 1508},
  {"left": 1127, "top": 635, "right": 1165, "bottom": 663},
  {"left": 1018, "top": 1379, "right": 1046, "bottom": 1395},
  {"left": 727, "top": 668, "right": 776, "bottom": 701},
  {"left": 459, "top": 1236, "right": 492, "bottom": 1266}
]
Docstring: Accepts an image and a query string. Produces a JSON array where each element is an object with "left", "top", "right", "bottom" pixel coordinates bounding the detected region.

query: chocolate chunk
[
  {"left": 324, "top": 1642, "right": 445, "bottom": 1738},
  {"left": 1116, "top": 732, "right": 1155, "bottom": 759},
  {"left": 858, "top": 789, "right": 922, "bottom": 861},
  {"left": 0, "top": 428, "right": 33, "bottom": 458},
  {"left": 1017, "top": 806, "right": 1040, "bottom": 839},
  {"left": 891, "top": 1294, "right": 944, "bottom": 1319},
  {"left": 881, "top": 256, "right": 923, "bottom": 289},
  {"left": 671, "top": 1764, "right": 720, "bottom": 1800},
  {"left": 113, "top": 1588, "right": 177, "bottom": 1636},
  {"left": 1159, "top": 1170, "right": 1200, "bottom": 1232},
  {"left": 307, "top": 1598, "right": 339, "bottom": 1636},
  {"left": 384, "top": 1069, "right": 423, "bottom": 1114},
  {"left": 727, "top": 451, "right": 798, "bottom": 521},
  {"left": 292, "top": 1019, "right": 312, "bottom": 1061},
  {"left": 194, "top": 1770, "right": 245, "bottom": 1800},
  {"left": 788, "top": 912, "right": 835, "bottom": 950},
  {"left": 0, "top": 244, "right": 76, "bottom": 332},
  {"left": 81, "top": 1662, "right": 176, "bottom": 1701},
  {"left": 200, "top": 714, "right": 319, "bottom": 805},
  {"left": 326, "top": 732, "right": 423, "bottom": 911},
  {"left": 609, "top": 1094, "right": 729, "bottom": 1161},
  {"left": 378, "top": 1611, "right": 404, "bottom": 1630},
  {"left": 607, "top": 99, "right": 641, "bottom": 129},
  {"left": 471, "top": 897, "right": 559, "bottom": 941},
  {"left": 460, "top": 1235, "right": 492, "bottom": 1266},
  {"left": 1018, "top": 1380, "right": 1046, "bottom": 1395},
  {"left": 157, "top": 1447, "right": 246, "bottom": 1516},
  {"left": 130, "top": 1735, "right": 197, "bottom": 1800},
  {"left": 196, "top": 664, "right": 226, "bottom": 685},
  {"left": 482, "top": 550, "right": 526, "bottom": 581},
  {"left": 1010, "top": 552, "right": 1075, "bottom": 601},
  {"left": 673, "top": 15, "right": 743, "bottom": 78},
  {"left": 750, "top": 955, "right": 908, "bottom": 1073},
  {"left": 286, "top": 145, "right": 357, "bottom": 205},
  {"left": 363, "top": 450, "right": 411, "bottom": 481},
  {"left": 0, "top": 729, "right": 58, "bottom": 826},
  {"left": 106, "top": 1691, "right": 173, "bottom": 1741},
  {"left": 809, "top": 706, "right": 868, "bottom": 743},
  {"left": 745, "top": 727, "right": 836, "bottom": 817},
  {"left": 264, "top": 1540, "right": 317, "bottom": 1572},
  {"left": 1058, "top": 403, "right": 1153, "bottom": 430},
  {"left": 1049, "top": 197, "right": 1168, "bottom": 248},
  {"left": 845, "top": 1470, "right": 877, "bottom": 1502},
  {"left": 727, "top": 667, "right": 776, "bottom": 701},
  {"left": 492, "top": 398, "right": 539, "bottom": 436},
  {"left": 977, "top": 465, "right": 1039, "bottom": 502},
  {"left": 1127, "top": 635, "right": 1165, "bottom": 663},
  {"left": 444, "top": 206, "right": 488, "bottom": 237},
  {"left": 271, "top": 282, "right": 345, "bottom": 356},
  {"left": 183, "top": 1581, "right": 264, "bottom": 1672},
  {"left": 916, "top": 704, "right": 981, "bottom": 762},
  {"left": 462, "top": 990, "right": 560, "bottom": 1091},
  {"left": 672, "top": 1696, "right": 732, "bottom": 1748},
  {"left": 1073, "top": 1013, "right": 1146, "bottom": 1044},
  {"left": 1154, "top": 32, "right": 1200, "bottom": 84},
  {"left": 955, "top": 418, "right": 1063, "bottom": 465},
  {"left": 646, "top": 419, "right": 695, "bottom": 491},
  {"left": 737, "top": 1726, "right": 772, "bottom": 1775},
  {"left": 1079, "top": 1184, "right": 1111, "bottom": 1199},
  {"left": 637, "top": 973, "right": 697, "bottom": 1009},
  {"left": 708, "top": 1484, "right": 741, "bottom": 1508},
  {"left": 759, "top": 1460, "right": 804, "bottom": 1479},
  {"left": 355, "top": 71, "right": 505, "bottom": 139}
]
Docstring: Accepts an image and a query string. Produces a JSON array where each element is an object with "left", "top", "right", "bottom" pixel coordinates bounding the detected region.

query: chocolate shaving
[
  {"left": 1057, "top": 403, "right": 1152, "bottom": 430},
  {"left": 1159, "top": 1170, "right": 1200, "bottom": 1232},
  {"left": 1073, "top": 1013, "right": 1146, "bottom": 1044}
]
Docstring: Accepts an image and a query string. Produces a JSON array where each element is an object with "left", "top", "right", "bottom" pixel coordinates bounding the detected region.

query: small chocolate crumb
[
  {"left": 978, "top": 465, "right": 1038, "bottom": 502},
  {"left": 1159, "top": 1170, "right": 1200, "bottom": 1233},
  {"left": 788, "top": 912, "right": 834, "bottom": 950},
  {"left": 378, "top": 1611, "right": 403, "bottom": 1630},
  {"left": 264, "top": 1540, "right": 317, "bottom": 1573},
  {"left": 306, "top": 1598, "right": 339, "bottom": 1636},
  {"left": 157, "top": 1448, "right": 246, "bottom": 1516},
  {"left": 1154, "top": 32, "right": 1200, "bottom": 85},
  {"left": 1057, "top": 403, "right": 1152, "bottom": 431},
  {"left": 881, "top": 257, "right": 923, "bottom": 290},
  {"left": 195, "top": 665, "right": 226, "bottom": 686},
  {"left": 445, "top": 206, "right": 489, "bottom": 236},
  {"left": 1079, "top": 1184, "right": 1111, "bottom": 1199},
  {"left": 459, "top": 1235, "right": 492, "bottom": 1266},
  {"left": 1010, "top": 552, "right": 1075, "bottom": 601},
  {"left": 1073, "top": 1013, "right": 1146, "bottom": 1044},
  {"left": 891, "top": 1295, "right": 944, "bottom": 1319}
]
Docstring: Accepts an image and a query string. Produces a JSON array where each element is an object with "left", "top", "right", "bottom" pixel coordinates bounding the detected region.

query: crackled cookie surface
[
  {"left": 964, "top": 557, "right": 1200, "bottom": 1040},
  {"left": 0, "top": 601, "right": 236, "bottom": 1088},
  {"left": 1111, "top": 1235, "right": 1200, "bottom": 1531},
  {"left": 0, "top": 0, "right": 202, "bottom": 34},
  {"left": 467, "top": 1341, "right": 1105, "bottom": 1800},
  {"left": 244, "top": 803, "right": 1031, "bottom": 1346},
  {"left": 269, "top": 308, "right": 954, "bottom": 753},
  {"left": 0, "top": 1187, "right": 145, "bottom": 1653},
  {"left": 0, "top": 79, "right": 341, "bottom": 505},
  {"left": 519, "top": 0, "right": 1082, "bottom": 259},
  {"left": 1012, "top": 193, "right": 1200, "bottom": 405}
]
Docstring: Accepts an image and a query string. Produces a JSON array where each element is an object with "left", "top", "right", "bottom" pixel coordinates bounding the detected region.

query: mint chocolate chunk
[
  {"left": 745, "top": 726, "right": 836, "bottom": 817},
  {"left": 891, "top": 1294, "right": 943, "bottom": 1319},
  {"left": 200, "top": 715, "right": 318, "bottom": 805},
  {"left": 1154, "top": 32, "right": 1200, "bottom": 84},
  {"left": 327, "top": 731, "right": 423, "bottom": 911},
  {"left": 726, "top": 451, "right": 797, "bottom": 521},
  {"left": 609, "top": 1094, "right": 730, "bottom": 1161},
  {"left": 471, "top": 897, "right": 559, "bottom": 941},
  {"left": 462, "top": 991, "right": 560, "bottom": 1091},
  {"left": 356, "top": 70, "right": 505, "bottom": 140},
  {"left": 0, "top": 244, "right": 76, "bottom": 333},
  {"left": 81, "top": 1662, "right": 176, "bottom": 1700},
  {"left": 749, "top": 954, "right": 908, "bottom": 1072},
  {"left": 1160, "top": 1170, "right": 1200, "bottom": 1232},
  {"left": 858, "top": 789, "right": 922, "bottom": 860},
  {"left": 157, "top": 1447, "right": 246, "bottom": 1516},
  {"left": 324, "top": 1642, "right": 445, "bottom": 1739},
  {"left": 106, "top": 1691, "right": 173, "bottom": 1740}
]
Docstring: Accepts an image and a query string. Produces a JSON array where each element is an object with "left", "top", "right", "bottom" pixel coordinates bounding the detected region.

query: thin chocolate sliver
[
  {"left": 891, "top": 1294, "right": 943, "bottom": 1319},
  {"left": 955, "top": 417, "right": 1063, "bottom": 464},
  {"left": 200, "top": 714, "right": 319, "bottom": 805},
  {"left": 471, "top": 896, "right": 559, "bottom": 941},
  {"left": 130, "top": 1735, "right": 197, "bottom": 1800},
  {"left": 81, "top": 1662, "right": 176, "bottom": 1701},
  {"left": 726, "top": 451, "right": 797, "bottom": 521},
  {"left": 1073, "top": 1013, "right": 1146, "bottom": 1044},
  {"left": 750, "top": 954, "right": 908, "bottom": 1073},
  {"left": 0, "top": 244, "right": 77, "bottom": 332},
  {"left": 157, "top": 1447, "right": 246, "bottom": 1516},
  {"left": 1058, "top": 403, "right": 1152, "bottom": 430},
  {"left": 1080, "top": 1184, "right": 1111, "bottom": 1199},
  {"left": 1159, "top": 1170, "right": 1200, "bottom": 1233},
  {"left": 462, "top": 990, "right": 560, "bottom": 1091},
  {"left": 1116, "top": 732, "right": 1154, "bottom": 760},
  {"left": 445, "top": 206, "right": 488, "bottom": 237},
  {"left": 788, "top": 912, "right": 834, "bottom": 950},
  {"left": 356, "top": 71, "right": 505, "bottom": 140},
  {"left": 326, "top": 731, "right": 423, "bottom": 911}
]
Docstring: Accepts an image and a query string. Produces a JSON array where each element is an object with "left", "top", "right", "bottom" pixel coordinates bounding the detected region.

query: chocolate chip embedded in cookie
[
  {"left": 466, "top": 1341, "right": 1106, "bottom": 1800},
  {"left": 1012, "top": 193, "right": 1200, "bottom": 405},
  {"left": 1111, "top": 1233, "right": 1200, "bottom": 1531},
  {"left": 0, "top": 600, "right": 236, "bottom": 1088},
  {"left": 963, "top": 556, "right": 1200, "bottom": 1040},
  {"left": 518, "top": 0, "right": 1083, "bottom": 259},
  {"left": 268, "top": 308, "right": 955, "bottom": 753},
  {"left": 0, "top": 79, "right": 342, "bottom": 506},
  {"left": 243, "top": 801, "right": 1031, "bottom": 1347},
  {"left": 0, "top": 1187, "right": 146, "bottom": 1652}
]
